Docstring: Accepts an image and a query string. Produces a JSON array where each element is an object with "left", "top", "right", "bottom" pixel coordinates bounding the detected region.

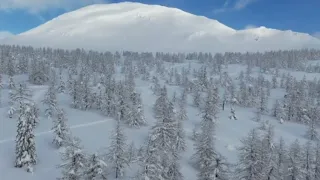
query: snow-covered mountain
[{"left": 3, "top": 2, "right": 320, "bottom": 52}]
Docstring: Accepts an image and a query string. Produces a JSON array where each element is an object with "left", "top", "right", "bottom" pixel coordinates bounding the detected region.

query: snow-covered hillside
[
  {"left": 2, "top": 2, "right": 320, "bottom": 52},
  {"left": 1, "top": 45, "right": 320, "bottom": 180}
]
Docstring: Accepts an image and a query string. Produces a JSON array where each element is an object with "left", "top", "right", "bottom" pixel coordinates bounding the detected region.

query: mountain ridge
[{"left": 2, "top": 2, "right": 320, "bottom": 52}]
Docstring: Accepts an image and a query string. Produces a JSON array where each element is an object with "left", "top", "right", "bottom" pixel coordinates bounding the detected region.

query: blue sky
[{"left": 0, "top": 0, "right": 319, "bottom": 38}]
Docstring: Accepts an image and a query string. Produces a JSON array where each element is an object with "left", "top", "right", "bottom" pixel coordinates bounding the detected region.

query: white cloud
[
  {"left": 0, "top": 0, "right": 106, "bottom": 14},
  {"left": 0, "top": 31, "right": 14, "bottom": 39},
  {"left": 214, "top": 0, "right": 258, "bottom": 14},
  {"left": 313, "top": 32, "right": 320, "bottom": 39},
  {"left": 244, "top": 24, "right": 257, "bottom": 29},
  {"left": 234, "top": 0, "right": 256, "bottom": 10}
]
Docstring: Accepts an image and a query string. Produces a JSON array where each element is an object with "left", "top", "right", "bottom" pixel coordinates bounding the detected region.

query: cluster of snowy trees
[
  {"left": 1, "top": 44, "right": 320, "bottom": 179},
  {"left": 235, "top": 125, "right": 320, "bottom": 180}
]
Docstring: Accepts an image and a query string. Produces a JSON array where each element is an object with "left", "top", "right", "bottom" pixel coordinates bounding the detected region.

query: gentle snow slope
[{"left": 3, "top": 2, "right": 320, "bottom": 52}]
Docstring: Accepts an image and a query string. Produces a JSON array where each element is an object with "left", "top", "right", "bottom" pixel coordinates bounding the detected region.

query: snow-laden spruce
[
  {"left": 42, "top": 83, "right": 58, "bottom": 120},
  {"left": 106, "top": 116, "right": 129, "bottom": 179},
  {"left": 9, "top": 83, "right": 32, "bottom": 117},
  {"left": 192, "top": 89, "right": 229, "bottom": 180},
  {"left": 58, "top": 137, "right": 87, "bottom": 180},
  {"left": 234, "top": 129, "right": 264, "bottom": 180},
  {"left": 15, "top": 102, "right": 38, "bottom": 173},
  {"left": 52, "top": 108, "right": 71, "bottom": 148},
  {"left": 83, "top": 153, "right": 108, "bottom": 180}
]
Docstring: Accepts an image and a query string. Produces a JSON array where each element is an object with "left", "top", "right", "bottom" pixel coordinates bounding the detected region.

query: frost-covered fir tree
[
  {"left": 229, "top": 107, "right": 237, "bottom": 120},
  {"left": 234, "top": 129, "right": 264, "bottom": 180},
  {"left": 305, "top": 107, "right": 319, "bottom": 141},
  {"left": 257, "top": 88, "right": 268, "bottom": 114},
  {"left": 151, "top": 76, "right": 161, "bottom": 95},
  {"left": 69, "top": 79, "right": 80, "bottom": 109},
  {"left": 106, "top": 117, "right": 129, "bottom": 179},
  {"left": 9, "top": 83, "right": 33, "bottom": 119},
  {"left": 192, "top": 89, "right": 222, "bottom": 180},
  {"left": 253, "top": 109, "right": 262, "bottom": 122},
  {"left": 137, "top": 135, "right": 163, "bottom": 180},
  {"left": 10, "top": 83, "right": 32, "bottom": 107},
  {"left": 193, "top": 88, "right": 201, "bottom": 108},
  {"left": 261, "top": 125, "right": 278, "bottom": 180},
  {"left": 57, "top": 74, "right": 66, "bottom": 93},
  {"left": 272, "top": 75, "right": 278, "bottom": 89},
  {"left": 52, "top": 109, "right": 71, "bottom": 148},
  {"left": 175, "top": 104, "right": 187, "bottom": 153},
  {"left": 148, "top": 85, "right": 178, "bottom": 178},
  {"left": 127, "top": 141, "right": 137, "bottom": 164},
  {"left": 166, "top": 149, "right": 183, "bottom": 180},
  {"left": 42, "top": 83, "right": 57, "bottom": 120},
  {"left": 116, "top": 82, "right": 131, "bottom": 122},
  {"left": 83, "top": 153, "right": 108, "bottom": 180},
  {"left": 212, "top": 154, "right": 229, "bottom": 180},
  {"left": 15, "top": 103, "right": 38, "bottom": 173},
  {"left": 287, "top": 140, "right": 303, "bottom": 180},
  {"left": 153, "top": 86, "right": 169, "bottom": 119},
  {"left": 275, "top": 137, "right": 288, "bottom": 180},
  {"left": 314, "top": 141, "right": 320, "bottom": 180},
  {"left": 58, "top": 137, "right": 87, "bottom": 180},
  {"left": 193, "top": 118, "right": 217, "bottom": 180},
  {"left": 78, "top": 78, "right": 93, "bottom": 110},
  {"left": 9, "top": 76, "right": 15, "bottom": 89},
  {"left": 101, "top": 79, "right": 117, "bottom": 117},
  {"left": 301, "top": 141, "right": 314, "bottom": 180},
  {"left": 127, "top": 92, "right": 146, "bottom": 128},
  {"left": 172, "top": 91, "right": 177, "bottom": 104},
  {"left": 272, "top": 100, "right": 286, "bottom": 123}
]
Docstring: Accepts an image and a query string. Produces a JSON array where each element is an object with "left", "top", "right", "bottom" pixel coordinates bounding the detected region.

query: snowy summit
[{"left": 2, "top": 2, "right": 320, "bottom": 52}]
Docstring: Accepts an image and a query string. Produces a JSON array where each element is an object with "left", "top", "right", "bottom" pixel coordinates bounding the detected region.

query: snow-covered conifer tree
[
  {"left": 83, "top": 153, "right": 107, "bottom": 180},
  {"left": 127, "top": 141, "right": 137, "bottom": 164},
  {"left": 193, "top": 88, "right": 201, "bottom": 108},
  {"left": 172, "top": 91, "right": 177, "bottom": 104},
  {"left": 15, "top": 103, "right": 38, "bottom": 173},
  {"left": 305, "top": 107, "right": 319, "bottom": 141},
  {"left": 275, "top": 137, "right": 288, "bottom": 180},
  {"left": 57, "top": 74, "right": 66, "bottom": 93},
  {"left": 127, "top": 92, "right": 146, "bottom": 128},
  {"left": 10, "top": 83, "right": 32, "bottom": 106},
  {"left": 148, "top": 85, "right": 178, "bottom": 177},
  {"left": 106, "top": 117, "right": 129, "bottom": 179},
  {"left": 257, "top": 88, "right": 268, "bottom": 114},
  {"left": 301, "top": 141, "right": 314, "bottom": 180},
  {"left": 272, "top": 75, "right": 278, "bottom": 89},
  {"left": 58, "top": 137, "right": 87, "bottom": 180},
  {"left": 314, "top": 141, "right": 320, "bottom": 180},
  {"left": 42, "top": 83, "right": 57, "bottom": 119},
  {"left": 229, "top": 107, "right": 237, "bottom": 120},
  {"left": 192, "top": 89, "right": 221, "bottom": 180},
  {"left": 137, "top": 135, "right": 163, "bottom": 180},
  {"left": 212, "top": 154, "right": 229, "bottom": 180},
  {"left": 287, "top": 140, "right": 302, "bottom": 180},
  {"left": 261, "top": 125, "right": 278, "bottom": 180},
  {"left": 9, "top": 76, "right": 15, "bottom": 89},
  {"left": 52, "top": 109, "right": 71, "bottom": 148},
  {"left": 175, "top": 109, "right": 187, "bottom": 152},
  {"left": 166, "top": 149, "right": 183, "bottom": 180},
  {"left": 234, "top": 129, "right": 263, "bottom": 180}
]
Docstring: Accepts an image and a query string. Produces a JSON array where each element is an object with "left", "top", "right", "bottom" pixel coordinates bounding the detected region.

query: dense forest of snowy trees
[{"left": 1, "top": 44, "right": 320, "bottom": 179}]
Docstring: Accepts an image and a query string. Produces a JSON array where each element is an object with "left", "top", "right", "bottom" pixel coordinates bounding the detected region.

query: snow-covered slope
[{"left": 3, "top": 2, "right": 320, "bottom": 52}]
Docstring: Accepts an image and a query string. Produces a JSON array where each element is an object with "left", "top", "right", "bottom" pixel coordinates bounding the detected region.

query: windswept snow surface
[
  {"left": 2, "top": 2, "right": 320, "bottom": 52},
  {"left": 1, "top": 61, "right": 320, "bottom": 180}
]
